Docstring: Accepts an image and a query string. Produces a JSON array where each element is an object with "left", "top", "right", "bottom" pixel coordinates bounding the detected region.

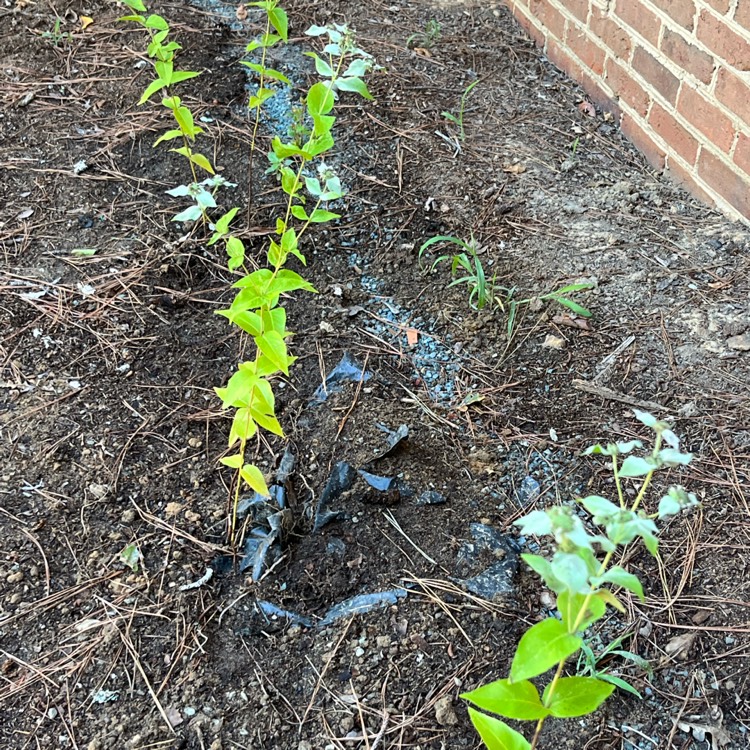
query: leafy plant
[
  {"left": 442, "top": 78, "right": 479, "bottom": 142},
  {"left": 120, "top": 1, "right": 376, "bottom": 543},
  {"left": 406, "top": 18, "right": 441, "bottom": 49},
  {"left": 418, "top": 235, "right": 593, "bottom": 331},
  {"left": 577, "top": 632, "right": 652, "bottom": 699},
  {"left": 41, "top": 17, "right": 73, "bottom": 47},
  {"left": 214, "top": 17, "right": 375, "bottom": 538},
  {"left": 462, "top": 410, "right": 699, "bottom": 749}
]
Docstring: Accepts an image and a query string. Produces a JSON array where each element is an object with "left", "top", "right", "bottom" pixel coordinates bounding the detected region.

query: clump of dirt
[{"left": 1, "top": 0, "right": 749, "bottom": 749}]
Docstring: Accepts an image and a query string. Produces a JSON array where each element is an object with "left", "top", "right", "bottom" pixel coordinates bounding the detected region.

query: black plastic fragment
[
  {"left": 373, "top": 423, "right": 409, "bottom": 459},
  {"left": 455, "top": 523, "right": 520, "bottom": 601},
  {"left": 358, "top": 469, "right": 399, "bottom": 492},
  {"left": 312, "top": 352, "right": 372, "bottom": 403},
  {"left": 255, "top": 600, "right": 313, "bottom": 628},
  {"left": 313, "top": 461, "right": 357, "bottom": 531},
  {"left": 416, "top": 490, "right": 446, "bottom": 506},
  {"left": 318, "top": 589, "right": 407, "bottom": 627}
]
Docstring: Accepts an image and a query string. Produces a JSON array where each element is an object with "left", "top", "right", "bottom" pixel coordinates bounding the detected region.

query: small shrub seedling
[
  {"left": 442, "top": 78, "right": 479, "bottom": 142},
  {"left": 41, "top": 17, "right": 73, "bottom": 47},
  {"left": 120, "top": 1, "right": 376, "bottom": 541},
  {"left": 462, "top": 410, "right": 699, "bottom": 750}
]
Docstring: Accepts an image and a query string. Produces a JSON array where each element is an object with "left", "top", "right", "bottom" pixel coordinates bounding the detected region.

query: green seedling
[
  {"left": 419, "top": 235, "right": 593, "bottom": 332},
  {"left": 419, "top": 234, "right": 496, "bottom": 310},
  {"left": 120, "top": 0, "right": 213, "bottom": 214},
  {"left": 213, "top": 18, "right": 375, "bottom": 538},
  {"left": 577, "top": 633, "right": 652, "bottom": 699},
  {"left": 41, "top": 18, "right": 73, "bottom": 47},
  {"left": 442, "top": 78, "right": 479, "bottom": 142},
  {"left": 406, "top": 18, "right": 441, "bottom": 49},
  {"left": 462, "top": 410, "right": 699, "bottom": 749}
]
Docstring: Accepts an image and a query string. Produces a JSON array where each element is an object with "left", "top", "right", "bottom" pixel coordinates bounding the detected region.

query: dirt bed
[{"left": 1, "top": 0, "right": 749, "bottom": 748}]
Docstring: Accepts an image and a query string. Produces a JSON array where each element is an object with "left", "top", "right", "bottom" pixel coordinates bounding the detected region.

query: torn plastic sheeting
[
  {"left": 311, "top": 352, "right": 372, "bottom": 403},
  {"left": 255, "top": 600, "right": 313, "bottom": 628},
  {"left": 318, "top": 589, "right": 407, "bottom": 627},
  {"left": 516, "top": 476, "right": 540, "bottom": 507},
  {"left": 313, "top": 461, "right": 357, "bottom": 531},
  {"left": 373, "top": 423, "right": 409, "bottom": 459},
  {"left": 237, "top": 484, "right": 286, "bottom": 520},
  {"left": 239, "top": 524, "right": 281, "bottom": 580},
  {"left": 358, "top": 469, "right": 399, "bottom": 492},
  {"left": 416, "top": 490, "right": 446, "bottom": 505},
  {"left": 276, "top": 446, "right": 296, "bottom": 484}
]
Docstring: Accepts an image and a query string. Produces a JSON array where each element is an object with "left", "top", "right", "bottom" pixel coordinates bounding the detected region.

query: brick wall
[{"left": 507, "top": 0, "right": 750, "bottom": 222}]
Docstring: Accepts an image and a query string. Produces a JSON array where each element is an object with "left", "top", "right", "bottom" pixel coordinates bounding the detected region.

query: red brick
[
  {"left": 632, "top": 46, "right": 681, "bottom": 104},
  {"left": 580, "top": 68, "right": 618, "bottom": 114},
  {"left": 514, "top": 4, "right": 546, "bottom": 48},
  {"left": 530, "top": 0, "right": 567, "bottom": 40},
  {"left": 733, "top": 132, "right": 750, "bottom": 175},
  {"left": 660, "top": 28, "right": 715, "bottom": 83},
  {"left": 564, "top": 0, "right": 590, "bottom": 23},
  {"left": 606, "top": 56, "right": 650, "bottom": 116},
  {"left": 696, "top": 9, "right": 750, "bottom": 70},
  {"left": 698, "top": 148, "right": 750, "bottom": 215},
  {"left": 664, "top": 154, "right": 715, "bottom": 206},
  {"left": 589, "top": 7, "right": 633, "bottom": 60},
  {"left": 566, "top": 24, "right": 606, "bottom": 75},
  {"left": 715, "top": 67, "right": 750, "bottom": 127},
  {"left": 651, "top": 0, "right": 696, "bottom": 31},
  {"left": 677, "top": 84, "right": 736, "bottom": 152},
  {"left": 621, "top": 111, "right": 667, "bottom": 170},
  {"left": 613, "top": 0, "right": 661, "bottom": 47},
  {"left": 546, "top": 35, "right": 583, "bottom": 80},
  {"left": 648, "top": 102, "right": 699, "bottom": 163},
  {"left": 704, "top": 0, "right": 730, "bottom": 13},
  {"left": 735, "top": 2, "right": 750, "bottom": 29}
]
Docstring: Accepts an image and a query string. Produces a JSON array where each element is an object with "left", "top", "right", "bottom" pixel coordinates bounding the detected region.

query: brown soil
[{"left": 1, "top": 0, "right": 749, "bottom": 749}]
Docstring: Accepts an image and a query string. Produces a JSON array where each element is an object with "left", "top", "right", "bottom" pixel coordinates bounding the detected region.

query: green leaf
[
  {"left": 170, "top": 70, "right": 201, "bottom": 85},
  {"left": 268, "top": 269, "right": 316, "bottom": 295},
  {"left": 467, "top": 709, "right": 531, "bottom": 750},
  {"left": 228, "top": 408, "right": 257, "bottom": 446},
  {"left": 226, "top": 236, "right": 245, "bottom": 271},
  {"left": 154, "top": 128, "right": 187, "bottom": 146},
  {"left": 658, "top": 448, "right": 692, "bottom": 467},
  {"left": 144, "top": 13, "right": 168, "bottom": 30},
  {"left": 550, "top": 552, "right": 590, "bottom": 594},
  {"left": 335, "top": 76, "right": 373, "bottom": 99},
  {"left": 122, "top": 0, "right": 147, "bottom": 12},
  {"left": 632, "top": 409, "right": 657, "bottom": 428},
  {"left": 543, "top": 677, "right": 614, "bottom": 718},
  {"left": 291, "top": 205, "right": 309, "bottom": 221},
  {"left": 554, "top": 297, "right": 592, "bottom": 317},
  {"left": 521, "top": 553, "right": 564, "bottom": 594},
  {"left": 268, "top": 6, "right": 288, "bottom": 41},
  {"left": 309, "top": 208, "right": 340, "bottom": 223},
  {"left": 510, "top": 619, "right": 582, "bottom": 682},
  {"left": 251, "top": 408, "right": 284, "bottom": 437},
  {"left": 216, "top": 309, "right": 262, "bottom": 336},
  {"left": 261, "top": 307, "right": 286, "bottom": 336},
  {"left": 71, "top": 248, "right": 97, "bottom": 257},
  {"left": 211, "top": 207, "right": 239, "bottom": 237},
  {"left": 219, "top": 454, "right": 243, "bottom": 469},
  {"left": 139, "top": 77, "right": 168, "bottom": 105},
  {"left": 240, "top": 61, "right": 290, "bottom": 84},
  {"left": 248, "top": 88, "right": 276, "bottom": 109},
  {"left": 255, "top": 331, "right": 290, "bottom": 375},
  {"left": 591, "top": 566, "right": 645, "bottom": 602},
  {"left": 119, "top": 543, "right": 141, "bottom": 572},
  {"left": 304, "top": 51, "right": 334, "bottom": 77},
  {"left": 306, "top": 81, "right": 335, "bottom": 115},
  {"left": 619, "top": 455, "right": 655, "bottom": 477},
  {"left": 461, "top": 679, "right": 550, "bottom": 720},
  {"left": 240, "top": 463, "right": 270, "bottom": 497},
  {"left": 557, "top": 591, "right": 606, "bottom": 633}
]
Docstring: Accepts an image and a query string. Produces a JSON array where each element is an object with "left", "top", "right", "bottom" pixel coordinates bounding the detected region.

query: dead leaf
[
  {"left": 578, "top": 100, "right": 596, "bottom": 117},
  {"left": 503, "top": 163, "right": 526, "bottom": 174},
  {"left": 665, "top": 631, "right": 697, "bottom": 660},
  {"left": 165, "top": 502, "right": 182, "bottom": 518},
  {"left": 80, "top": 15, "right": 93, "bottom": 29},
  {"left": 675, "top": 719, "right": 730, "bottom": 750},
  {"left": 553, "top": 313, "right": 590, "bottom": 330},
  {"left": 543, "top": 334, "right": 566, "bottom": 349},
  {"left": 414, "top": 47, "right": 432, "bottom": 57},
  {"left": 406, "top": 328, "right": 419, "bottom": 347},
  {"left": 235, "top": 3, "right": 247, "bottom": 20}
]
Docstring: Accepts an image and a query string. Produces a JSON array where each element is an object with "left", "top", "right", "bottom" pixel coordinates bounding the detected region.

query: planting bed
[{"left": 1, "top": 0, "right": 749, "bottom": 748}]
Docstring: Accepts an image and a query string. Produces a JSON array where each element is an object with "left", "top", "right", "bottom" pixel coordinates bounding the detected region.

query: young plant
[
  {"left": 462, "top": 410, "right": 698, "bottom": 749},
  {"left": 442, "top": 78, "right": 479, "bottom": 142},
  {"left": 419, "top": 234, "right": 496, "bottom": 310},
  {"left": 576, "top": 632, "right": 652, "bottom": 699},
  {"left": 40, "top": 17, "right": 73, "bottom": 47},
  {"left": 406, "top": 18, "right": 441, "bottom": 49},
  {"left": 214, "top": 19, "right": 375, "bottom": 538},
  {"left": 119, "top": 0, "right": 215, "bottom": 217}
]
